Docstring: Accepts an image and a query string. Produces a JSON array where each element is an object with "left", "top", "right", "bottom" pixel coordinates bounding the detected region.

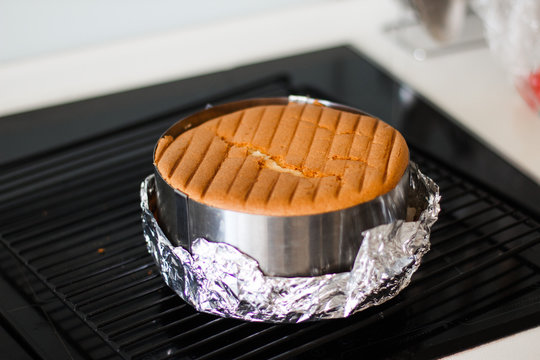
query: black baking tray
[{"left": 0, "top": 46, "right": 539, "bottom": 359}]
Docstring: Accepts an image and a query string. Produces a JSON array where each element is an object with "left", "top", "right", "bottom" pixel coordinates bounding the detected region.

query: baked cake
[{"left": 155, "top": 102, "right": 409, "bottom": 216}]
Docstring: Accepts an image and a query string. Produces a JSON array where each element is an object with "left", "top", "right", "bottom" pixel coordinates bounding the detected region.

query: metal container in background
[
  {"left": 153, "top": 96, "right": 409, "bottom": 277},
  {"left": 411, "top": 0, "right": 467, "bottom": 43}
]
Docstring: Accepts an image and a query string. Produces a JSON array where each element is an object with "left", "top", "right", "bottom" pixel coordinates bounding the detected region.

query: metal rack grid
[{"left": 1, "top": 80, "right": 540, "bottom": 360}]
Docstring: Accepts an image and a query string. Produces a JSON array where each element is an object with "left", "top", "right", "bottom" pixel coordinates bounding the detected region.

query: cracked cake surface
[{"left": 154, "top": 102, "right": 409, "bottom": 215}]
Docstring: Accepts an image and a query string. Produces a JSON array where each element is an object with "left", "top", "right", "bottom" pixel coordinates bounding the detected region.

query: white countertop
[{"left": 0, "top": 0, "right": 539, "bottom": 357}]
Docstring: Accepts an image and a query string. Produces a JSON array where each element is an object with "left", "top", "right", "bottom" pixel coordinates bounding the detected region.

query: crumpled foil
[{"left": 140, "top": 163, "right": 440, "bottom": 323}]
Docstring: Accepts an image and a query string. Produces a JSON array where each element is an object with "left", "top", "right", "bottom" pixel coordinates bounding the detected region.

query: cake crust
[{"left": 155, "top": 103, "right": 409, "bottom": 216}]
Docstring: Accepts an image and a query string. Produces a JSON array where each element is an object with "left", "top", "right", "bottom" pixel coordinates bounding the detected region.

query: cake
[{"left": 154, "top": 102, "right": 409, "bottom": 216}]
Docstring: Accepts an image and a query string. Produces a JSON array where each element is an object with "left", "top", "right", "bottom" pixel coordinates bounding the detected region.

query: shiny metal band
[{"left": 153, "top": 96, "right": 409, "bottom": 277}]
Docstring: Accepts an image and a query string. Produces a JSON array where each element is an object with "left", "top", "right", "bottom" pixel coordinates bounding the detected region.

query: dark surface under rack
[{"left": 1, "top": 47, "right": 540, "bottom": 360}]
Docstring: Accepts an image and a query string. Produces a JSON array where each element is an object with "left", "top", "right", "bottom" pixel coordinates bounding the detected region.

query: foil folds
[{"left": 140, "top": 163, "right": 440, "bottom": 323}]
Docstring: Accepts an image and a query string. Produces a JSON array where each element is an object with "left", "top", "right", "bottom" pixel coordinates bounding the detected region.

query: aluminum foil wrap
[{"left": 140, "top": 163, "right": 440, "bottom": 323}]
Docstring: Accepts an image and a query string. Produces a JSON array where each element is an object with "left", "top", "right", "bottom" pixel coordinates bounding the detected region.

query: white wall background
[{"left": 0, "top": 0, "right": 318, "bottom": 63}]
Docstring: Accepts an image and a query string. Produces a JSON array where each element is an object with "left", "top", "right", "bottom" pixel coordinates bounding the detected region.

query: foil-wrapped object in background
[
  {"left": 472, "top": 0, "right": 540, "bottom": 113},
  {"left": 140, "top": 163, "right": 440, "bottom": 323},
  {"left": 472, "top": 0, "right": 540, "bottom": 77}
]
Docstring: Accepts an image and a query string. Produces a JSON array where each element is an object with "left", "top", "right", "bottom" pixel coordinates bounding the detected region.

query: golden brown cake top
[{"left": 154, "top": 102, "right": 409, "bottom": 216}]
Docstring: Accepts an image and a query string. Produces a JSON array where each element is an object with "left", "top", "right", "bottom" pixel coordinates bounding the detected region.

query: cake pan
[{"left": 153, "top": 96, "right": 409, "bottom": 277}]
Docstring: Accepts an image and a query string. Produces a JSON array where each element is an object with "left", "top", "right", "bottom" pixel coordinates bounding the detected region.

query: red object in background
[
  {"left": 529, "top": 70, "right": 540, "bottom": 100},
  {"left": 515, "top": 69, "right": 540, "bottom": 113}
]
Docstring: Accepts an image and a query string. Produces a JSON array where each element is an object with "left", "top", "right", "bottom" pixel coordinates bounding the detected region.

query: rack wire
[{"left": 1, "top": 78, "right": 539, "bottom": 359}]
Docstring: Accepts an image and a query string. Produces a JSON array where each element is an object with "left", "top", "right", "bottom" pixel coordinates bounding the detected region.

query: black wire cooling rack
[{"left": 1, "top": 77, "right": 540, "bottom": 360}]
